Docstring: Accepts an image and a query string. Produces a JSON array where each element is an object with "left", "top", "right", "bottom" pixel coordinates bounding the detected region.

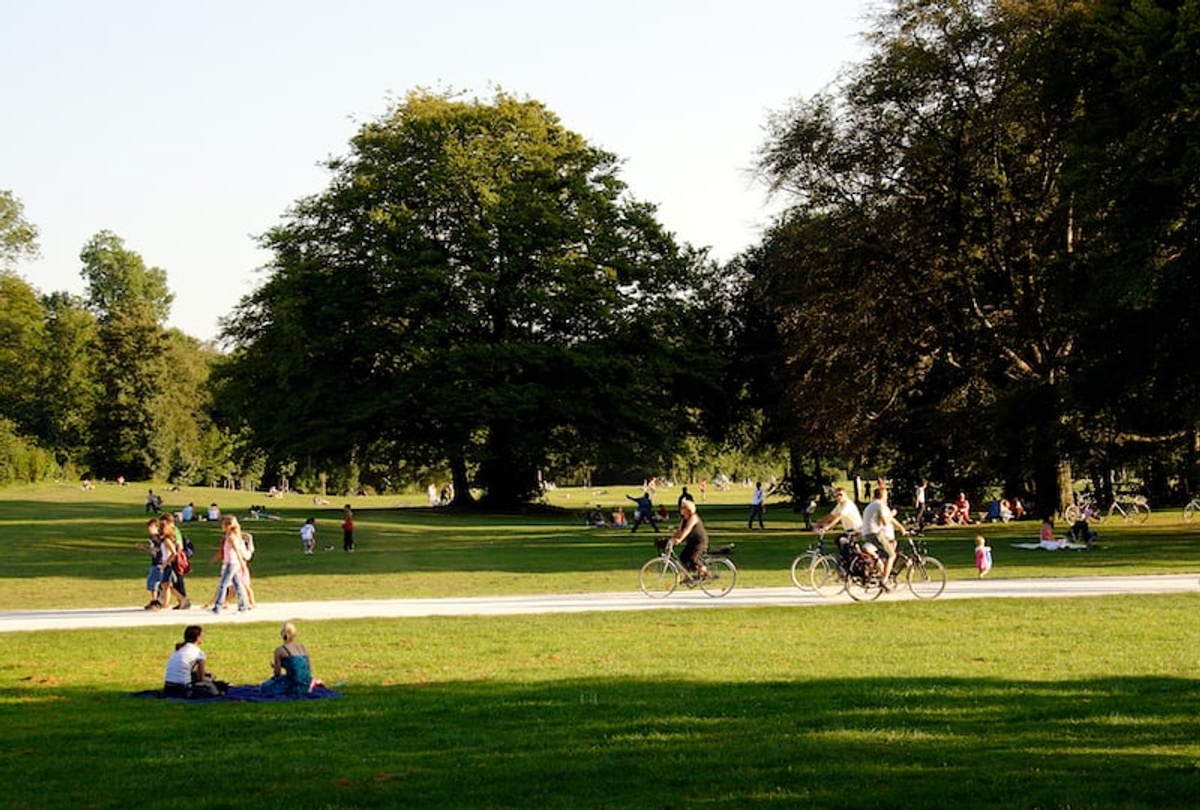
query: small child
[
  {"left": 974, "top": 535, "right": 993, "bottom": 578},
  {"left": 299, "top": 517, "right": 316, "bottom": 555}
]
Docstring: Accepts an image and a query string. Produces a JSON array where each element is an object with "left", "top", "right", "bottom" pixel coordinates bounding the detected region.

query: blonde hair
[
  {"left": 974, "top": 535, "right": 986, "bottom": 547},
  {"left": 280, "top": 622, "right": 297, "bottom": 642}
]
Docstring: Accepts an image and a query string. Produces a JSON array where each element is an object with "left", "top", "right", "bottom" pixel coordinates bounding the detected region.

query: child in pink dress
[{"left": 974, "top": 535, "right": 993, "bottom": 577}]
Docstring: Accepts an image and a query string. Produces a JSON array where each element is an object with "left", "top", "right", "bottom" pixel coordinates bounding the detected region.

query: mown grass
[
  {"left": 2, "top": 482, "right": 1200, "bottom": 808},
  {"left": 3, "top": 481, "right": 1199, "bottom": 610}
]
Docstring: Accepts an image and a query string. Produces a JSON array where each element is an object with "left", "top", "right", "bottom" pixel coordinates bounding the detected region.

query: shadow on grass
[{"left": 3, "top": 675, "right": 1198, "bottom": 808}]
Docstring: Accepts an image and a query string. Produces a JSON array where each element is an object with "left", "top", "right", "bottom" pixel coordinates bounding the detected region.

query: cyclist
[
  {"left": 670, "top": 498, "right": 709, "bottom": 581},
  {"left": 861, "top": 483, "right": 907, "bottom": 588},
  {"left": 813, "top": 488, "right": 863, "bottom": 534}
]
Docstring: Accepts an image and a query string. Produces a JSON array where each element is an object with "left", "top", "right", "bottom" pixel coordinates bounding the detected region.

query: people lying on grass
[
  {"left": 670, "top": 498, "right": 709, "bottom": 581},
  {"left": 163, "top": 625, "right": 225, "bottom": 698},
  {"left": 261, "top": 622, "right": 325, "bottom": 696}
]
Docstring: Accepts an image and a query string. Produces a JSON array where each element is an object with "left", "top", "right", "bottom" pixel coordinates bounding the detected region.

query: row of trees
[
  {"left": 0, "top": 195, "right": 246, "bottom": 486},
  {"left": 3, "top": 1, "right": 1197, "bottom": 510}
]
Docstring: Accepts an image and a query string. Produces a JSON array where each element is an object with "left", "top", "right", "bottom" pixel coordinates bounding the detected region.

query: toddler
[{"left": 974, "top": 535, "right": 992, "bottom": 578}]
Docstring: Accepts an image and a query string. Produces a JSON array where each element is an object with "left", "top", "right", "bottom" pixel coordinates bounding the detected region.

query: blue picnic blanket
[{"left": 131, "top": 684, "right": 343, "bottom": 702}]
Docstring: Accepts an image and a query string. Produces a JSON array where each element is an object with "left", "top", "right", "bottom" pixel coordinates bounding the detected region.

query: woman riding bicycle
[{"left": 671, "top": 498, "right": 709, "bottom": 580}]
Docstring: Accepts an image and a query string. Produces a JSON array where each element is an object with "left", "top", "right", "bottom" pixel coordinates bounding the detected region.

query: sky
[{"left": 1, "top": 1, "right": 874, "bottom": 343}]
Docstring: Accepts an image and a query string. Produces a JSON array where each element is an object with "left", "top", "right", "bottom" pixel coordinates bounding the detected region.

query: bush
[{"left": 0, "top": 419, "right": 60, "bottom": 486}]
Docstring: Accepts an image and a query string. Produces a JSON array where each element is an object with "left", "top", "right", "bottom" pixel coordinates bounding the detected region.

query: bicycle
[
  {"left": 638, "top": 536, "right": 737, "bottom": 598},
  {"left": 887, "top": 535, "right": 947, "bottom": 599},
  {"left": 1063, "top": 495, "right": 1099, "bottom": 524},
  {"left": 1181, "top": 496, "right": 1199, "bottom": 523},
  {"left": 808, "top": 531, "right": 885, "bottom": 601},
  {"left": 789, "top": 530, "right": 829, "bottom": 591},
  {"left": 1098, "top": 494, "right": 1150, "bottom": 524}
]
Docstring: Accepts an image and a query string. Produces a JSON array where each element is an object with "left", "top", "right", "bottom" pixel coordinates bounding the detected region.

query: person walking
[
  {"left": 209, "top": 516, "right": 249, "bottom": 613},
  {"left": 626, "top": 492, "right": 659, "bottom": 533},
  {"left": 747, "top": 481, "right": 766, "bottom": 529}
]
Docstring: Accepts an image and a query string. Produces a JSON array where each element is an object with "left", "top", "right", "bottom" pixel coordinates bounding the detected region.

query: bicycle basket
[{"left": 654, "top": 536, "right": 670, "bottom": 552}]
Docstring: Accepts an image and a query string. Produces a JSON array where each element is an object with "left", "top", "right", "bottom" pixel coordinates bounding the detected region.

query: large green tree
[
  {"left": 79, "top": 231, "right": 174, "bottom": 479},
  {"left": 219, "top": 90, "right": 724, "bottom": 504}
]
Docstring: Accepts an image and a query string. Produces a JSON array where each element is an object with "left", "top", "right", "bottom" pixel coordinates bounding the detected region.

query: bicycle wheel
[
  {"left": 790, "top": 552, "right": 818, "bottom": 590},
  {"left": 1185, "top": 502, "right": 1197, "bottom": 523},
  {"left": 700, "top": 557, "right": 737, "bottom": 598},
  {"left": 845, "top": 560, "right": 884, "bottom": 602},
  {"left": 809, "top": 554, "right": 846, "bottom": 598},
  {"left": 1131, "top": 502, "right": 1150, "bottom": 523},
  {"left": 906, "top": 555, "right": 947, "bottom": 600},
  {"left": 639, "top": 557, "right": 679, "bottom": 598},
  {"left": 1063, "top": 504, "right": 1081, "bottom": 523}
]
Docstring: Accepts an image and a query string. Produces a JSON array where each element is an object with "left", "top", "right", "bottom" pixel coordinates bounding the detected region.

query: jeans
[{"left": 212, "top": 561, "right": 247, "bottom": 611}]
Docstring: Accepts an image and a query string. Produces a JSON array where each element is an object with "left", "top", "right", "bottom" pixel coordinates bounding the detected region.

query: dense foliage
[
  {"left": 217, "top": 90, "right": 731, "bottom": 505},
  {"left": 743, "top": 0, "right": 1200, "bottom": 511}
]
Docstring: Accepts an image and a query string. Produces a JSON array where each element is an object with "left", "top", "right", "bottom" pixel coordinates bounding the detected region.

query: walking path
[{"left": 2, "top": 574, "right": 1196, "bottom": 633}]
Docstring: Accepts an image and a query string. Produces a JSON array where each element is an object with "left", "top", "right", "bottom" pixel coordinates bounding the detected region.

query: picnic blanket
[
  {"left": 1010, "top": 542, "right": 1092, "bottom": 551},
  {"left": 131, "top": 684, "right": 343, "bottom": 703}
]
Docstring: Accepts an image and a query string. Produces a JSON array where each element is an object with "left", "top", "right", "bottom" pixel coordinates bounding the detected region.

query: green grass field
[{"left": 2, "top": 482, "right": 1199, "bottom": 808}]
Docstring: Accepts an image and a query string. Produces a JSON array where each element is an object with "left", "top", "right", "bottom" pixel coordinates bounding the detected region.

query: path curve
[{"left": 2, "top": 574, "right": 1197, "bottom": 633}]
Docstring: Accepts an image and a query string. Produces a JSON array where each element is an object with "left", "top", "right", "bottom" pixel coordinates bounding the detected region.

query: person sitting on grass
[
  {"left": 163, "top": 625, "right": 224, "bottom": 698},
  {"left": 261, "top": 622, "right": 324, "bottom": 696}
]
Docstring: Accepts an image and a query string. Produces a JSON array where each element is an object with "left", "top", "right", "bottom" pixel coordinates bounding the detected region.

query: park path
[{"left": 1, "top": 573, "right": 1196, "bottom": 633}]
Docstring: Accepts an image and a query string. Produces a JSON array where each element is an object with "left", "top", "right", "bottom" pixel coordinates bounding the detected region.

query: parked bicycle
[
  {"left": 1182, "top": 496, "right": 1199, "bottom": 523},
  {"left": 1063, "top": 495, "right": 1100, "bottom": 524},
  {"left": 638, "top": 536, "right": 737, "bottom": 598},
  {"left": 1098, "top": 494, "right": 1150, "bottom": 523}
]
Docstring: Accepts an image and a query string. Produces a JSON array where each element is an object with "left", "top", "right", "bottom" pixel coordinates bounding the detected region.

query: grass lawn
[{"left": 2, "top": 482, "right": 1199, "bottom": 808}]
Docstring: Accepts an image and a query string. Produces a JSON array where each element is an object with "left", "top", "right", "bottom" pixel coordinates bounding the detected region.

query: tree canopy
[
  {"left": 218, "top": 90, "right": 728, "bottom": 505},
  {"left": 745, "top": 0, "right": 1200, "bottom": 510}
]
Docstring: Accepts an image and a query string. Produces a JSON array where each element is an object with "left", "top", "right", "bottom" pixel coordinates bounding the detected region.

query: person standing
[
  {"left": 300, "top": 517, "right": 316, "bottom": 555},
  {"left": 914, "top": 480, "right": 927, "bottom": 526},
  {"left": 747, "top": 482, "right": 766, "bottom": 529},
  {"left": 342, "top": 505, "right": 355, "bottom": 552}
]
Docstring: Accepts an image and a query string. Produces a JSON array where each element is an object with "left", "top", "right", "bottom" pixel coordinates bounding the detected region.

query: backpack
[
  {"left": 241, "top": 532, "right": 255, "bottom": 560},
  {"left": 175, "top": 546, "right": 192, "bottom": 575}
]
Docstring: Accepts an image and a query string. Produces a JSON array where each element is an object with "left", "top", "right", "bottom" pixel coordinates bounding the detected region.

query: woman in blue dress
[{"left": 261, "top": 622, "right": 320, "bottom": 696}]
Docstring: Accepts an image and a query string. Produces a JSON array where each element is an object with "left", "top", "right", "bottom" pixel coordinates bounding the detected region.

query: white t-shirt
[
  {"left": 300, "top": 524, "right": 315, "bottom": 543},
  {"left": 861, "top": 499, "right": 893, "bottom": 538},
  {"left": 164, "top": 642, "right": 205, "bottom": 685},
  {"left": 829, "top": 499, "right": 863, "bottom": 531}
]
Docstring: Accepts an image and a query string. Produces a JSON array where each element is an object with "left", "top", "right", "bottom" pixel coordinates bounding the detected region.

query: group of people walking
[{"left": 137, "top": 512, "right": 256, "bottom": 613}]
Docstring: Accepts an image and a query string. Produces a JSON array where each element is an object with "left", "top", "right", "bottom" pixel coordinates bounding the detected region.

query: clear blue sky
[{"left": 1, "top": 1, "right": 873, "bottom": 342}]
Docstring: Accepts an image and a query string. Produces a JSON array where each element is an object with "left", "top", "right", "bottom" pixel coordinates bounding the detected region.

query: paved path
[{"left": 2, "top": 574, "right": 1197, "bottom": 633}]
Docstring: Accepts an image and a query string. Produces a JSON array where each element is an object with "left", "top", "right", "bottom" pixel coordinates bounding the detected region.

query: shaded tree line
[{"left": 741, "top": 0, "right": 1200, "bottom": 514}]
